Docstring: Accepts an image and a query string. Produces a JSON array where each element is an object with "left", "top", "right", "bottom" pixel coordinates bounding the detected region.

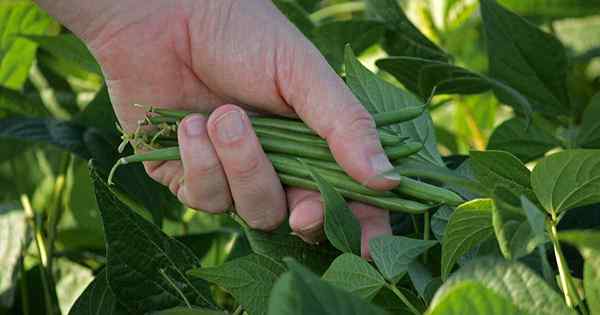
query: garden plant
[{"left": 1, "top": 0, "right": 600, "bottom": 315}]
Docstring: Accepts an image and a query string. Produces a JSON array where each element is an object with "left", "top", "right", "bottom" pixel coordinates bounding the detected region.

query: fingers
[
  {"left": 287, "top": 188, "right": 325, "bottom": 244},
  {"left": 207, "top": 105, "right": 287, "bottom": 231},
  {"left": 177, "top": 114, "right": 232, "bottom": 212},
  {"left": 287, "top": 188, "right": 391, "bottom": 259},
  {"left": 348, "top": 202, "right": 392, "bottom": 259},
  {"left": 273, "top": 34, "right": 398, "bottom": 191}
]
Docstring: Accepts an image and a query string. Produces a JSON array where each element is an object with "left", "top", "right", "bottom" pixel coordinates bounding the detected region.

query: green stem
[
  {"left": 387, "top": 283, "right": 421, "bottom": 315},
  {"left": 411, "top": 215, "right": 420, "bottom": 235},
  {"left": 423, "top": 210, "right": 430, "bottom": 264},
  {"left": 232, "top": 305, "right": 244, "bottom": 315},
  {"left": 46, "top": 153, "right": 72, "bottom": 272},
  {"left": 310, "top": 2, "right": 366, "bottom": 22},
  {"left": 549, "top": 216, "right": 581, "bottom": 309},
  {"left": 19, "top": 245, "right": 30, "bottom": 315},
  {"left": 21, "top": 195, "right": 56, "bottom": 315}
]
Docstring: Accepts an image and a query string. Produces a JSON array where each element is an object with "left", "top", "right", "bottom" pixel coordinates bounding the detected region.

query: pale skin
[{"left": 35, "top": 0, "right": 399, "bottom": 257}]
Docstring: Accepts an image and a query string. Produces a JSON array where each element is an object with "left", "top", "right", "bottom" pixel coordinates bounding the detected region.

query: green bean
[
  {"left": 372, "top": 106, "right": 425, "bottom": 127},
  {"left": 260, "top": 136, "right": 422, "bottom": 161},
  {"left": 145, "top": 116, "right": 179, "bottom": 125},
  {"left": 278, "top": 173, "right": 431, "bottom": 214},
  {"left": 267, "top": 154, "right": 396, "bottom": 197},
  {"left": 394, "top": 177, "right": 464, "bottom": 206},
  {"left": 108, "top": 147, "right": 180, "bottom": 185},
  {"left": 254, "top": 126, "right": 327, "bottom": 147}
]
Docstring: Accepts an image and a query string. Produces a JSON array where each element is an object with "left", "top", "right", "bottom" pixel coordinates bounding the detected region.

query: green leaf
[
  {"left": 0, "top": 204, "right": 27, "bottom": 308},
  {"left": 23, "top": 34, "right": 102, "bottom": 76},
  {"left": 90, "top": 166, "right": 215, "bottom": 313},
  {"left": 304, "top": 162, "right": 361, "bottom": 255},
  {"left": 267, "top": 258, "right": 387, "bottom": 315},
  {"left": 531, "top": 149, "right": 600, "bottom": 214},
  {"left": 243, "top": 226, "right": 339, "bottom": 274},
  {"left": 521, "top": 196, "right": 547, "bottom": 243},
  {"left": 559, "top": 230, "right": 600, "bottom": 314},
  {"left": 368, "top": 235, "right": 437, "bottom": 283},
  {"left": 321, "top": 253, "right": 385, "bottom": 301},
  {"left": 488, "top": 118, "right": 559, "bottom": 163},
  {"left": 366, "top": 0, "right": 448, "bottom": 61},
  {"left": 408, "top": 261, "right": 441, "bottom": 303},
  {"left": 430, "top": 257, "right": 576, "bottom": 315},
  {"left": 150, "top": 307, "right": 227, "bottom": 315},
  {"left": 0, "top": 2, "right": 58, "bottom": 89},
  {"left": 492, "top": 205, "right": 544, "bottom": 260},
  {"left": 497, "top": 0, "right": 600, "bottom": 19},
  {"left": 0, "top": 86, "right": 47, "bottom": 117},
  {"left": 470, "top": 150, "right": 535, "bottom": 201},
  {"left": 313, "top": 20, "right": 384, "bottom": 72},
  {"left": 68, "top": 269, "right": 127, "bottom": 315},
  {"left": 189, "top": 254, "right": 285, "bottom": 315},
  {"left": 74, "top": 85, "right": 118, "bottom": 132},
  {"left": 344, "top": 46, "right": 444, "bottom": 166},
  {"left": 272, "top": 0, "right": 314, "bottom": 38},
  {"left": 441, "top": 199, "right": 495, "bottom": 280},
  {"left": 55, "top": 258, "right": 94, "bottom": 314},
  {"left": 577, "top": 92, "right": 600, "bottom": 148},
  {"left": 481, "top": 0, "right": 570, "bottom": 115},
  {"left": 376, "top": 57, "right": 490, "bottom": 99}
]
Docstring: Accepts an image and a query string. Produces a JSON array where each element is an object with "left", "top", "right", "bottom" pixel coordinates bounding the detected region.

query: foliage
[{"left": 1, "top": 0, "right": 600, "bottom": 315}]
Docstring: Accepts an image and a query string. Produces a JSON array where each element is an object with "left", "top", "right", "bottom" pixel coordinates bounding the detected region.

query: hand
[{"left": 36, "top": 0, "right": 398, "bottom": 256}]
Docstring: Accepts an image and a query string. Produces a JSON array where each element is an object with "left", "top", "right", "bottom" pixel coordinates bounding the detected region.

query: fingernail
[
  {"left": 215, "top": 110, "right": 245, "bottom": 142},
  {"left": 369, "top": 153, "right": 394, "bottom": 176},
  {"left": 185, "top": 115, "right": 206, "bottom": 137}
]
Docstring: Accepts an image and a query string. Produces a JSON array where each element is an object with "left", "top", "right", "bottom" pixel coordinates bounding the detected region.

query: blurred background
[{"left": 1, "top": 0, "right": 600, "bottom": 314}]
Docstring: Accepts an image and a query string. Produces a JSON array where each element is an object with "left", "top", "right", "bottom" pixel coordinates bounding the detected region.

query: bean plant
[{"left": 1, "top": 1, "right": 600, "bottom": 315}]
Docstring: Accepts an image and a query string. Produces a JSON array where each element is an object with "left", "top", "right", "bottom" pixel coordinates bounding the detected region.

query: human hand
[{"left": 36, "top": 0, "right": 399, "bottom": 256}]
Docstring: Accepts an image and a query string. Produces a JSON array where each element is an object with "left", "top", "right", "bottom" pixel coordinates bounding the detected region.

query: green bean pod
[
  {"left": 254, "top": 126, "right": 328, "bottom": 147},
  {"left": 278, "top": 173, "right": 431, "bottom": 214},
  {"left": 267, "top": 154, "right": 396, "bottom": 197},
  {"left": 394, "top": 177, "right": 463, "bottom": 206},
  {"left": 372, "top": 106, "right": 425, "bottom": 127},
  {"left": 108, "top": 147, "right": 181, "bottom": 185}
]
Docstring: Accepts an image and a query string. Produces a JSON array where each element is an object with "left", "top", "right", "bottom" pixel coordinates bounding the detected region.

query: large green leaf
[
  {"left": 0, "top": 2, "right": 58, "bottom": 90},
  {"left": 189, "top": 254, "right": 285, "bottom": 315},
  {"left": 376, "top": 57, "right": 490, "bottom": 99},
  {"left": 408, "top": 261, "right": 441, "bottom": 303},
  {"left": 24, "top": 34, "right": 101, "bottom": 76},
  {"left": 321, "top": 253, "right": 385, "bottom": 301},
  {"left": 492, "top": 203, "right": 545, "bottom": 260},
  {"left": 481, "top": 0, "right": 570, "bottom": 115},
  {"left": 267, "top": 258, "right": 387, "bottom": 315},
  {"left": 559, "top": 230, "right": 600, "bottom": 315},
  {"left": 430, "top": 257, "right": 576, "bottom": 315},
  {"left": 366, "top": 0, "right": 448, "bottom": 61},
  {"left": 577, "top": 92, "right": 600, "bottom": 148},
  {"left": 243, "top": 226, "right": 339, "bottom": 274},
  {"left": 305, "top": 162, "right": 361, "bottom": 255},
  {"left": 531, "top": 149, "right": 600, "bottom": 214},
  {"left": 488, "top": 118, "right": 559, "bottom": 163},
  {"left": 344, "top": 46, "right": 443, "bottom": 166},
  {"left": 90, "top": 167, "right": 215, "bottom": 313},
  {"left": 0, "top": 204, "right": 27, "bottom": 308},
  {"left": 0, "top": 86, "right": 47, "bottom": 117},
  {"left": 369, "top": 235, "right": 437, "bottom": 283},
  {"left": 497, "top": 0, "right": 600, "bottom": 19},
  {"left": 441, "top": 199, "right": 495, "bottom": 280},
  {"left": 313, "top": 20, "right": 384, "bottom": 72},
  {"left": 470, "top": 150, "right": 535, "bottom": 201},
  {"left": 68, "top": 269, "right": 127, "bottom": 315}
]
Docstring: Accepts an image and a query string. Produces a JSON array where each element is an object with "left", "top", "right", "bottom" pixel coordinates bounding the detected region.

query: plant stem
[
  {"left": 309, "top": 1, "right": 366, "bottom": 22},
  {"left": 549, "top": 215, "right": 581, "bottom": 309},
  {"left": 21, "top": 194, "right": 56, "bottom": 315},
  {"left": 46, "top": 153, "right": 72, "bottom": 272},
  {"left": 232, "top": 305, "right": 244, "bottom": 315},
  {"left": 19, "top": 245, "right": 30, "bottom": 315},
  {"left": 423, "top": 210, "right": 430, "bottom": 264},
  {"left": 411, "top": 215, "right": 420, "bottom": 235},
  {"left": 387, "top": 283, "right": 421, "bottom": 315}
]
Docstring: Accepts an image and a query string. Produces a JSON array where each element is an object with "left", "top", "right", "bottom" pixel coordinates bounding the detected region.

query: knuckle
[{"left": 178, "top": 185, "right": 231, "bottom": 213}]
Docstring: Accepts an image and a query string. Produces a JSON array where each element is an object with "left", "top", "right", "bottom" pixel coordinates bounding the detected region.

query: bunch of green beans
[{"left": 109, "top": 105, "right": 463, "bottom": 214}]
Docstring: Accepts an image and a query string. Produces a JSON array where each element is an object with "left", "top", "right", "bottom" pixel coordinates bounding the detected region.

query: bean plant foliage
[{"left": 2, "top": 1, "right": 600, "bottom": 315}]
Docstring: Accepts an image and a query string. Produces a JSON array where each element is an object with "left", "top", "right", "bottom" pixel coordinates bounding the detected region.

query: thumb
[{"left": 275, "top": 41, "right": 398, "bottom": 190}]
